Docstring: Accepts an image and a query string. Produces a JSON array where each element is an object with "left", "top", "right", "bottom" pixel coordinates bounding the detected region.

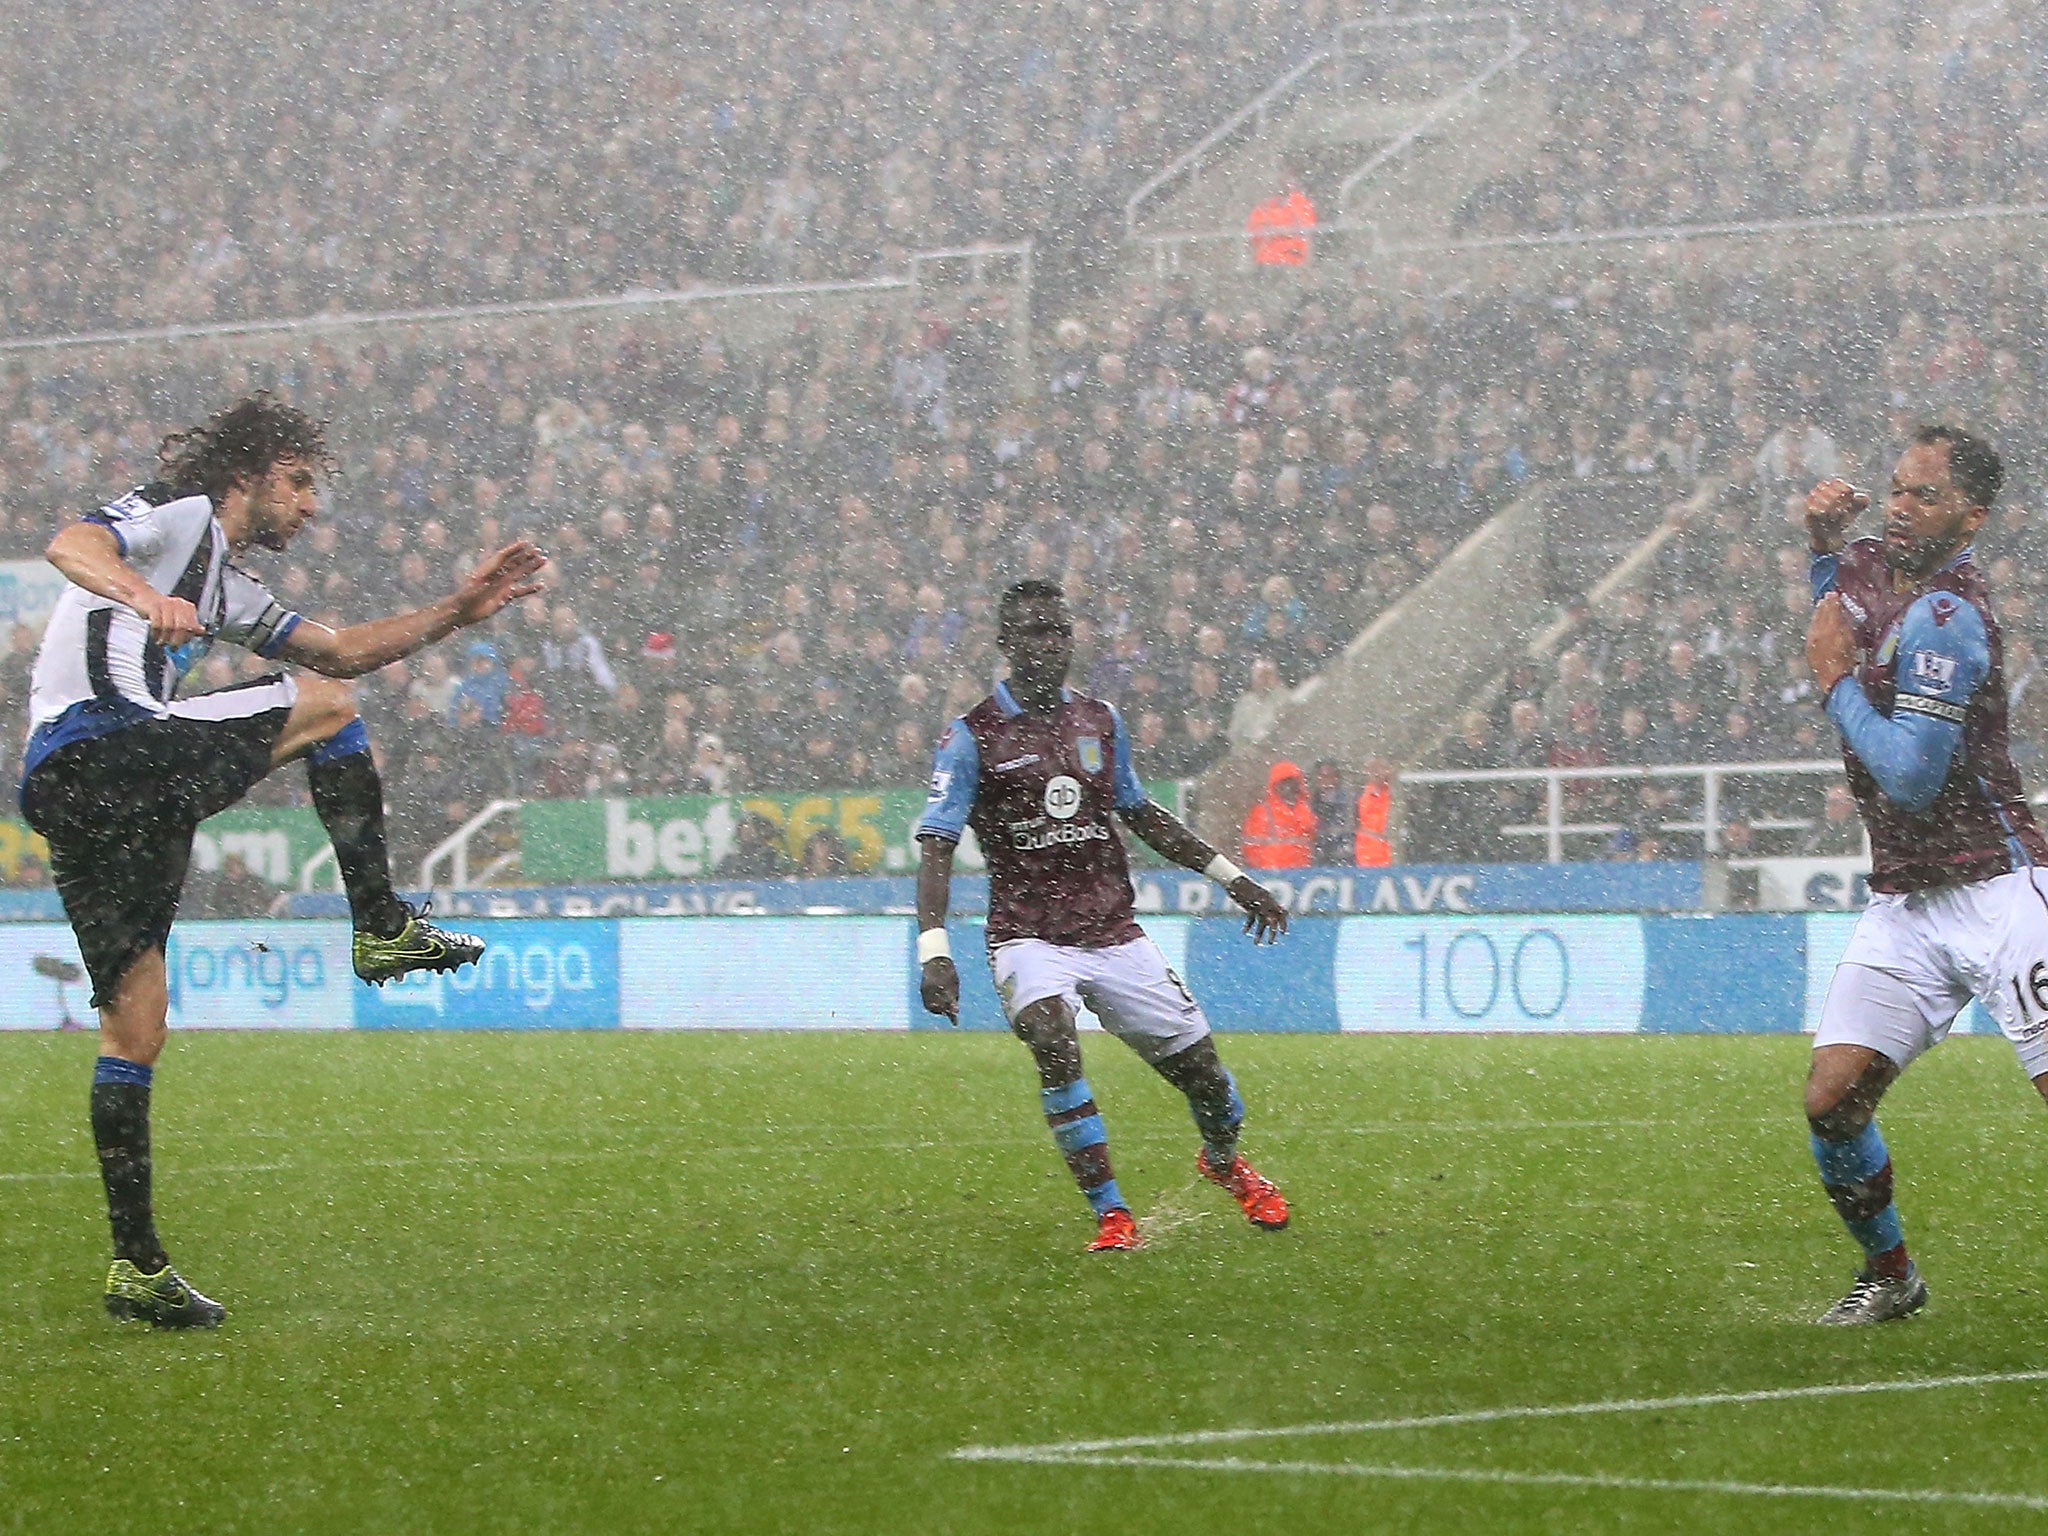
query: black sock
[
  {"left": 308, "top": 738, "right": 408, "bottom": 936},
  {"left": 91, "top": 1073, "right": 167, "bottom": 1271}
]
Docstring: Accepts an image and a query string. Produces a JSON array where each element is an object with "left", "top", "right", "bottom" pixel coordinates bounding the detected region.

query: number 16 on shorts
[{"left": 1333, "top": 917, "right": 1646, "bottom": 1033}]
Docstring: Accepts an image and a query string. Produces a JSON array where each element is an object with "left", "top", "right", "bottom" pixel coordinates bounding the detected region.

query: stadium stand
[
  {"left": 0, "top": 0, "right": 1333, "bottom": 337},
  {"left": 1457, "top": 0, "right": 2048, "bottom": 236},
  {"left": 6, "top": 0, "right": 2048, "bottom": 881}
]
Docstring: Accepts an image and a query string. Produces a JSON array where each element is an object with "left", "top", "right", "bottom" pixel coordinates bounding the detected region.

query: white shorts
[
  {"left": 989, "top": 934, "right": 1210, "bottom": 1065},
  {"left": 1816, "top": 867, "right": 2048, "bottom": 1078}
]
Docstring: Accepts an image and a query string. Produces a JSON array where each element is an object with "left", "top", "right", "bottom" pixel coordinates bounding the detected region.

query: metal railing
[
  {"left": 419, "top": 799, "right": 523, "bottom": 891},
  {"left": 0, "top": 241, "right": 1035, "bottom": 356},
  {"left": 1123, "top": 10, "right": 1523, "bottom": 238},
  {"left": 1130, "top": 196, "right": 2048, "bottom": 280},
  {"left": 1398, "top": 760, "right": 1848, "bottom": 863},
  {"left": 1334, "top": 21, "right": 1531, "bottom": 222}
]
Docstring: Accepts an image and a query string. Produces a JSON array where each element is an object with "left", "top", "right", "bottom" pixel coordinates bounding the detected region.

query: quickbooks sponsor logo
[{"left": 356, "top": 921, "right": 620, "bottom": 1029}]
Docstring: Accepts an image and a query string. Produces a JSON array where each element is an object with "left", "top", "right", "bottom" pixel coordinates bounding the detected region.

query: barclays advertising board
[{"left": 285, "top": 862, "right": 1705, "bottom": 922}]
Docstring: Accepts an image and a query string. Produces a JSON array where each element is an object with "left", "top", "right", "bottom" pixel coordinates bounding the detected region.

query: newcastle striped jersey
[{"left": 24, "top": 483, "right": 301, "bottom": 774}]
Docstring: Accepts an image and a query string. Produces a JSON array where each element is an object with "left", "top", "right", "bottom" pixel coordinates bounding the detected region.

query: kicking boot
[
  {"left": 352, "top": 900, "right": 484, "bottom": 986},
  {"left": 104, "top": 1260, "right": 225, "bottom": 1329},
  {"left": 1198, "top": 1150, "right": 1290, "bottom": 1230},
  {"left": 1816, "top": 1263, "right": 1928, "bottom": 1325},
  {"left": 1086, "top": 1208, "right": 1142, "bottom": 1252}
]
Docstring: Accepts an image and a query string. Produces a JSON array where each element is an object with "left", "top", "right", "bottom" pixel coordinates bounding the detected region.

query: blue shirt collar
[{"left": 994, "top": 680, "right": 1073, "bottom": 717}]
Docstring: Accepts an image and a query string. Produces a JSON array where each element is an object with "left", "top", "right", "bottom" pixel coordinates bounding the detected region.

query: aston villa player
[
  {"left": 915, "top": 580, "right": 1293, "bottom": 1251},
  {"left": 1803, "top": 425, "right": 2048, "bottom": 1323}
]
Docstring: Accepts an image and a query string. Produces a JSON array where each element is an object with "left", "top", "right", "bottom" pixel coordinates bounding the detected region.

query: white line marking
[
  {"left": 953, "top": 1370, "right": 2048, "bottom": 1459},
  {"left": 999, "top": 1453, "right": 2048, "bottom": 1512}
]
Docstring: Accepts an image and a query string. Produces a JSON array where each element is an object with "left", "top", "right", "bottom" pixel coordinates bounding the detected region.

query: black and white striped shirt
[{"left": 25, "top": 483, "right": 301, "bottom": 772}]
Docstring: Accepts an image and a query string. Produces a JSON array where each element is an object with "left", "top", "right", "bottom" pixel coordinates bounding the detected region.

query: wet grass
[{"left": 2, "top": 1030, "right": 2047, "bottom": 1533}]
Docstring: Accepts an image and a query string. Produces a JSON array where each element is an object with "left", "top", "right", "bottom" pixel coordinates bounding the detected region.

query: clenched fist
[{"left": 1804, "top": 478, "right": 1869, "bottom": 554}]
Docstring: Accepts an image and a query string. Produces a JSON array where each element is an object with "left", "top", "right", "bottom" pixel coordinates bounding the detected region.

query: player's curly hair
[
  {"left": 158, "top": 393, "right": 333, "bottom": 503},
  {"left": 1913, "top": 423, "right": 2003, "bottom": 510}
]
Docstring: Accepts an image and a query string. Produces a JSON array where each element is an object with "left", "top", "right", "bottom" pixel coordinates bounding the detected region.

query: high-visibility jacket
[
  {"left": 1354, "top": 781, "right": 1393, "bottom": 866},
  {"left": 1242, "top": 760, "right": 1317, "bottom": 869},
  {"left": 1247, "top": 187, "right": 1317, "bottom": 266}
]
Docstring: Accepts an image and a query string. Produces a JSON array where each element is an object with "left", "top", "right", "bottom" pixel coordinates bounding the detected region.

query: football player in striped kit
[{"left": 21, "top": 395, "right": 545, "bottom": 1326}]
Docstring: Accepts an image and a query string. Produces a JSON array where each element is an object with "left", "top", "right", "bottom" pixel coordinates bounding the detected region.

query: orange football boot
[
  {"left": 1086, "top": 1207, "right": 1142, "bottom": 1252},
  {"left": 1197, "top": 1151, "right": 1290, "bottom": 1230}
]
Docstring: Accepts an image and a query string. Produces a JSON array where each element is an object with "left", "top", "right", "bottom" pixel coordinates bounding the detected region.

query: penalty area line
[
  {"left": 981, "top": 1452, "right": 2048, "bottom": 1513},
  {"left": 953, "top": 1368, "right": 2048, "bottom": 1459}
]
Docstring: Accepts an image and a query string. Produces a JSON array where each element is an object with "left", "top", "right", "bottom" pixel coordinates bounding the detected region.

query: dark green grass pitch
[{"left": 6, "top": 1033, "right": 2048, "bottom": 1534}]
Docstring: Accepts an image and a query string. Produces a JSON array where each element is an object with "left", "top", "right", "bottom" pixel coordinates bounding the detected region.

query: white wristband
[
  {"left": 1205, "top": 855, "right": 1245, "bottom": 886},
  {"left": 917, "top": 928, "right": 953, "bottom": 965}
]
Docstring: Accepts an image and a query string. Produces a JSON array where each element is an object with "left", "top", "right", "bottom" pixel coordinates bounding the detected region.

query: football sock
[
  {"left": 1152, "top": 1040, "right": 1245, "bottom": 1170},
  {"left": 306, "top": 721, "right": 408, "bottom": 937},
  {"left": 91, "top": 1057, "right": 168, "bottom": 1272},
  {"left": 1810, "top": 1120, "right": 1909, "bottom": 1280},
  {"left": 1185, "top": 1065, "right": 1245, "bottom": 1172},
  {"left": 1042, "top": 1078, "right": 1125, "bottom": 1216}
]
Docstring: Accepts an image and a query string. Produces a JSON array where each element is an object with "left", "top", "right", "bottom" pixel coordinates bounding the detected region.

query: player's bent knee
[
  {"left": 1805, "top": 1087, "right": 1872, "bottom": 1142},
  {"left": 298, "top": 675, "right": 358, "bottom": 734},
  {"left": 1011, "top": 998, "right": 1076, "bottom": 1053}
]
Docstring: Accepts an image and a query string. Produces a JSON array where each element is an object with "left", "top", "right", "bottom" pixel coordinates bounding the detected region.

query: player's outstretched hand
[
  {"left": 1804, "top": 478, "right": 1868, "bottom": 553},
  {"left": 1227, "top": 875, "right": 1288, "bottom": 945},
  {"left": 919, "top": 956, "right": 960, "bottom": 1024},
  {"left": 1807, "top": 592, "right": 1856, "bottom": 696},
  {"left": 453, "top": 540, "right": 549, "bottom": 627}
]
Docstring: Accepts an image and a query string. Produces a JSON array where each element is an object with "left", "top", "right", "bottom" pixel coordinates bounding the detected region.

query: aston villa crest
[{"left": 1075, "top": 735, "right": 1104, "bottom": 773}]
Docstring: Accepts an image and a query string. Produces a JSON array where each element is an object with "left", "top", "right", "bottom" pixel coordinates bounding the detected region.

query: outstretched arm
[
  {"left": 1119, "top": 799, "right": 1289, "bottom": 943},
  {"left": 279, "top": 540, "right": 547, "bottom": 678}
]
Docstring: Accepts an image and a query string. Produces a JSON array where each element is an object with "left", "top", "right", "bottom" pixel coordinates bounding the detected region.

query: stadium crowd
[
  {"left": 1457, "top": 0, "right": 2048, "bottom": 236},
  {"left": 0, "top": 0, "right": 1335, "bottom": 339},
  {"left": 7, "top": 224, "right": 2048, "bottom": 874},
  {"left": 5, "top": 0, "right": 2047, "bottom": 884},
  {"left": 1405, "top": 242, "right": 2048, "bottom": 864}
]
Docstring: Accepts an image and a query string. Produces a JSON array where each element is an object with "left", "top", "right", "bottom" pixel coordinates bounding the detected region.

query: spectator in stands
[
  {"left": 1227, "top": 657, "right": 1287, "bottom": 749},
  {"left": 1353, "top": 757, "right": 1395, "bottom": 868},
  {"left": 188, "top": 853, "right": 274, "bottom": 920},
  {"left": 801, "top": 827, "right": 853, "bottom": 877},
  {"left": 1309, "top": 761, "right": 1353, "bottom": 866},
  {"left": 1247, "top": 178, "right": 1316, "bottom": 268},
  {"left": 1241, "top": 760, "right": 1316, "bottom": 870},
  {"left": 722, "top": 813, "right": 791, "bottom": 879},
  {"left": 1801, "top": 783, "right": 1867, "bottom": 858},
  {"left": 451, "top": 641, "right": 511, "bottom": 727}
]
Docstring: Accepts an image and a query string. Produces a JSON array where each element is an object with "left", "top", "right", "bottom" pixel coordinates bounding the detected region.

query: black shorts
[{"left": 22, "top": 678, "right": 294, "bottom": 1007}]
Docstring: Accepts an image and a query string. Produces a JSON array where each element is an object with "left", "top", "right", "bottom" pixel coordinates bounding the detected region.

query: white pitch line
[
  {"left": 952, "top": 1369, "right": 2048, "bottom": 1459},
  {"left": 998, "top": 1453, "right": 2048, "bottom": 1513}
]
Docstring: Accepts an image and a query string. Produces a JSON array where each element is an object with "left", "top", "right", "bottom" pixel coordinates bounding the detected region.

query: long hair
[{"left": 157, "top": 393, "right": 333, "bottom": 502}]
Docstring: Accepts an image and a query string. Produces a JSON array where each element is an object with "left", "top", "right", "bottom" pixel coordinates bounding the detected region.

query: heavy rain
[{"left": 3, "top": 0, "right": 2048, "bottom": 1530}]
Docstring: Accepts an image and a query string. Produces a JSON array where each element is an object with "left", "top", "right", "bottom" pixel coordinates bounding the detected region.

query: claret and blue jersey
[
  {"left": 918, "top": 681, "right": 1151, "bottom": 949},
  {"left": 1813, "top": 538, "right": 2048, "bottom": 890}
]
